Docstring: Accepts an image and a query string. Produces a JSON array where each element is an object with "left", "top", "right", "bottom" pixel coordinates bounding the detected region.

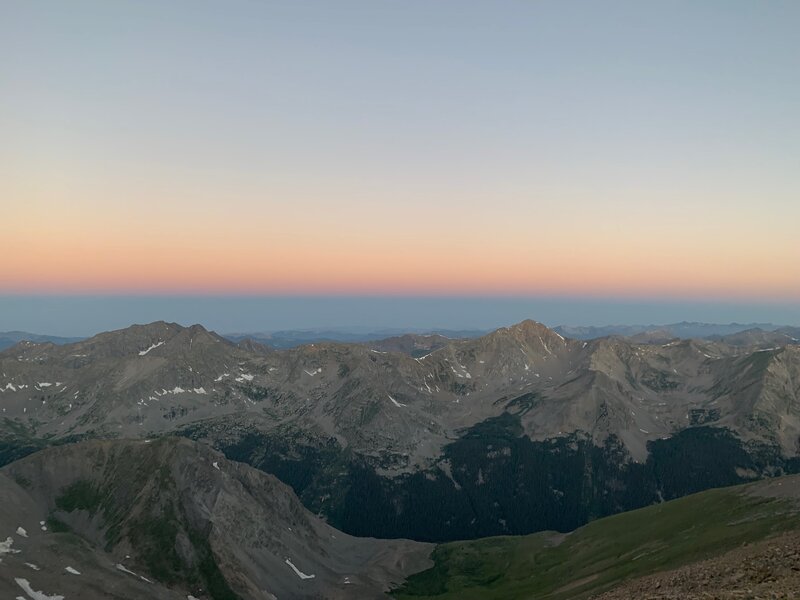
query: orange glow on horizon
[{"left": 2, "top": 219, "right": 798, "bottom": 300}]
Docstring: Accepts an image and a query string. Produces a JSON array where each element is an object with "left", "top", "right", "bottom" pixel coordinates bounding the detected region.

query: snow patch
[
  {"left": 139, "top": 341, "right": 164, "bottom": 356},
  {"left": 16, "top": 527, "right": 28, "bottom": 538},
  {"left": 285, "top": 558, "right": 315, "bottom": 580},
  {"left": 116, "top": 563, "right": 153, "bottom": 583},
  {"left": 212, "top": 461, "right": 220, "bottom": 470},
  {"left": 14, "top": 578, "right": 64, "bottom": 600},
  {"left": 24, "top": 563, "right": 40, "bottom": 571},
  {"left": 65, "top": 566, "right": 80, "bottom": 575},
  {"left": 0, "top": 536, "right": 20, "bottom": 555},
  {"left": 388, "top": 394, "right": 406, "bottom": 408}
]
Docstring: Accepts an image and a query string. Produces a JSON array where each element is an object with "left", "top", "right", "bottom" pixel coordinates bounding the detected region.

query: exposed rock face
[
  {"left": 1, "top": 319, "right": 799, "bottom": 541},
  {"left": 0, "top": 437, "right": 431, "bottom": 599}
]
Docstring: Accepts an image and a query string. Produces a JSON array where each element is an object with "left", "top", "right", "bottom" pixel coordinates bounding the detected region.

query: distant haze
[{"left": 0, "top": 295, "right": 798, "bottom": 338}]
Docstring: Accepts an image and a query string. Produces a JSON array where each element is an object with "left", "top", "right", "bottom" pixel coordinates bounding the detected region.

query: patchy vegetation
[{"left": 393, "top": 486, "right": 800, "bottom": 599}]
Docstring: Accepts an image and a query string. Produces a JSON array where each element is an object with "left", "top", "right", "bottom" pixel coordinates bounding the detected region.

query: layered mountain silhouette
[{"left": 1, "top": 319, "right": 799, "bottom": 542}]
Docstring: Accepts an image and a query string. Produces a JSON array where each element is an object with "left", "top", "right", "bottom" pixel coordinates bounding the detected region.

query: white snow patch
[
  {"left": 24, "top": 563, "right": 40, "bottom": 571},
  {"left": 37, "top": 382, "right": 52, "bottom": 388},
  {"left": 388, "top": 394, "right": 406, "bottom": 407},
  {"left": 303, "top": 368, "right": 322, "bottom": 377},
  {"left": 234, "top": 373, "right": 254, "bottom": 382},
  {"left": 193, "top": 387, "right": 207, "bottom": 394},
  {"left": 65, "top": 566, "right": 80, "bottom": 575},
  {"left": 1, "top": 536, "right": 20, "bottom": 555},
  {"left": 214, "top": 373, "right": 230, "bottom": 381},
  {"left": 1, "top": 383, "right": 17, "bottom": 392},
  {"left": 16, "top": 527, "right": 28, "bottom": 538},
  {"left": 14, "top": 578, "right": 64, "bottom": 600},
  {"left": 139, "top": 341, "right": 164, "bottom": 356},
  {"left": 285, "top": 558, "right": 315, "bottom": 580},
  {"left": 116, "top": 563, "right": 153, "bottom": 583},
  {"left": 212, "top": 461, "right": 220, "bottom": 470}
]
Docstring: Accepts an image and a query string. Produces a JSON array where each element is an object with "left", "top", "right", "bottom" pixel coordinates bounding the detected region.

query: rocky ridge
[{"left": 0, "top": 437, "right": 430, "bottom": 599}]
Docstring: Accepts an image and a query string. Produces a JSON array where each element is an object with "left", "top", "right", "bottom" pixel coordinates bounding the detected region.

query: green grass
[
  {"left": 46, "top": 515, "right": 72, "bottom": 533},
  {"left": 393, "top": 485, "right": 800, "bottom": 599},
  {"left": 55, "top": 479, "right": 104, "bottom": 513}
]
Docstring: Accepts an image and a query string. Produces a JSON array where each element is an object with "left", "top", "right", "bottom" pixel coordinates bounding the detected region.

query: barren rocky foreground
[{"left": 594, "top": 530, "right": 800, "bottom": 600}]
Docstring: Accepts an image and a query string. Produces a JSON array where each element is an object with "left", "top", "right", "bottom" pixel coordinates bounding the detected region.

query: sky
[{"left": 2, "top": 1, "right": 799, "bottom": 332}]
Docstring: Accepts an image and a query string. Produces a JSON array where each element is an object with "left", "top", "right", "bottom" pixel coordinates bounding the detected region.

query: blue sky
[{"left": 3, "top": 1, "right": 798, "bottom": 332}]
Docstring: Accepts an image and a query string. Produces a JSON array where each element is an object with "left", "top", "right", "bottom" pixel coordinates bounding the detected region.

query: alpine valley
[{"left": 2, "top": 319, "right": 800, "bottom": 598}]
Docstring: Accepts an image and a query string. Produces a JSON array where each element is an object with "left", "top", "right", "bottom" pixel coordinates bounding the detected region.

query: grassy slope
[{"left": 393, "top": 483, "right": 800, "bottom": 599}]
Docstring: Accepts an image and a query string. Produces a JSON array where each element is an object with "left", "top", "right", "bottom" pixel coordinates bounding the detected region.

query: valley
[{"left": 1, "top": 319, "right": 799, "bottom": 597}]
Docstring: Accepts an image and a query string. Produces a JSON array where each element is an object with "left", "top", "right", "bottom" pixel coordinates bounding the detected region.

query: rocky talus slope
[
  {"left": 0, "top": 437, "right": 430, "bottom": 600},
  {"left": 593, "top": 530, "right": 800, "bottom": 600}
]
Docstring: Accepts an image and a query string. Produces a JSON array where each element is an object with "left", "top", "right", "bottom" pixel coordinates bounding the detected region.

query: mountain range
[
  {"left": 0, "top": 332, "right": 85, "bottom": 352},
  {"left": 6, "top": 320, "right": 796, "bottom": 351},
  {"left": 1, "top": 318, "right": 799, "bottom": 543},
  {"left": 2, "top": 317, "right": 800, "bottom": 597}
]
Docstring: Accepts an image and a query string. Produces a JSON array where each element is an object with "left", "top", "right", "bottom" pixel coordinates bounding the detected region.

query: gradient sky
[{"left": 2, "top": 1, "right": 799, "bottom": 330}]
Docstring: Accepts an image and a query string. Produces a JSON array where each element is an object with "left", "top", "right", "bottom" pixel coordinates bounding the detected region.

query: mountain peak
[{"left": 495, "top": 319, "right": 566, "bottom": 345}]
